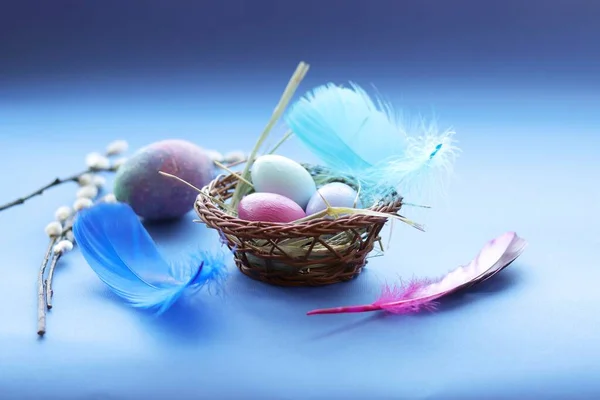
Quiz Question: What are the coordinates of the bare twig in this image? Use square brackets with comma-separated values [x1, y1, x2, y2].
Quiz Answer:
[44, 204, 81, 310]
[0, 170, 90, 213]
[44, 253, 62, 310]
[158, 171, 231, 211]
[212, 161, 254, 187]
[37, 238, 57, 336]
[0, 163, 121, 214]
[45, 219, 74, 310]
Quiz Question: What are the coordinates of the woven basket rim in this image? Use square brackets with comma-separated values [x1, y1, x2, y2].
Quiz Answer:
[195, 172, 403, 233]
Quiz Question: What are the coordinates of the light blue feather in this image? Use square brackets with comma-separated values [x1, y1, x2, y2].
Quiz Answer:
[284, 83, 459, 204]
[72, 202, 227, 314]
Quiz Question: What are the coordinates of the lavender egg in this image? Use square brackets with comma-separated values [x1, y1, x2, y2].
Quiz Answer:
[238, 192, 306, 223]
[113, 139, 214, 221]
[305, 182, 362, 216]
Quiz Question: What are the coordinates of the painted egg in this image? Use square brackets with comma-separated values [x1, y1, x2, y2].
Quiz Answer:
[305, 182, 362, 216]
[113, 139, 214, 221]
[238, 192, 306, 223]
[250, 155, 316, 209]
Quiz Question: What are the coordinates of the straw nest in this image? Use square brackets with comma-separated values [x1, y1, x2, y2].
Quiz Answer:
[194, 165, 403, 287]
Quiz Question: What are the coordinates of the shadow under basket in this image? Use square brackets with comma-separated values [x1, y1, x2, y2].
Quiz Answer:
[194, 166, 403, 287]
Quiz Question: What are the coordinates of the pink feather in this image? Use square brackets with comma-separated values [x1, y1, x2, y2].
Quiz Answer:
[307, 232, 528, 316]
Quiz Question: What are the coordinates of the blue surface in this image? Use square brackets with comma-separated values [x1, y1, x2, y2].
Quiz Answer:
[2, 1, 600, 398]
[1, 85, 599, 399]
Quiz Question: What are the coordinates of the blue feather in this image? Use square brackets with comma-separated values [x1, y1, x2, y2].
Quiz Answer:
[284, 83, 459, 204]
[72, 202, 227, 314]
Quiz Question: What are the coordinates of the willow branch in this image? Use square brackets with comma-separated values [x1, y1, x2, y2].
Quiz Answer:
[44, 253, 63, 310]
[0, 166, 118, 213]
[37, 238, 57, 336]
[45, 218, 75, 310]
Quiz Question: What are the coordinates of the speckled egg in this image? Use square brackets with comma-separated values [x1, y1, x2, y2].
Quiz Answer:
[250, 155, 316, 209]
[113, 139, 214, 221]
[238, 192, 306, 223]
[305, 182, 362, 215]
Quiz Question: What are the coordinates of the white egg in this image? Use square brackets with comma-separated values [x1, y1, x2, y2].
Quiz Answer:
[251, 155, 316, 209]
[305, 182, 362, 215]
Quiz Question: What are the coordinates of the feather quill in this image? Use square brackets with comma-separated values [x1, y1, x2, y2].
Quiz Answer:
[72, 202, 227, 314]
[284, 83, 459, 204]
[307, 232, 527, 315]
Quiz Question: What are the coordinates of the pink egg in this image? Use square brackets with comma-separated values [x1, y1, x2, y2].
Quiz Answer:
[238, 192, 306, 223]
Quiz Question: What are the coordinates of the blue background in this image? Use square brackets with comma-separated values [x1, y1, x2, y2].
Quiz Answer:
[1, 1, 599, 399]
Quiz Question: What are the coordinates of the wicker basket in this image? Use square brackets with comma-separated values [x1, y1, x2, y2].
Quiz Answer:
[194, 165, 403, 287]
